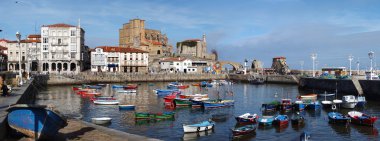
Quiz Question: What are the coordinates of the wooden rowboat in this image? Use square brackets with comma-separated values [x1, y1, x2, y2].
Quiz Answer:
[91, 117, 112, 124]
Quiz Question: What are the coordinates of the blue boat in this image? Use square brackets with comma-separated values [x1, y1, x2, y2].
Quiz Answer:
[155, 89, 179, 96]
[119, 105, 136, 110]
[261, 101, 280, 112]
[328, 112, 350, 124]
[200, 81, 212, 87]
[203, 100, 225, 109]
[7, 104, 67, 140]
[306, 101, 321, 110]
[274, 115, 289, 126]
[258, 116, 274, 126]
[87, 85, 102, 89]
[190, 99, 204, 107]
[356, 96, 366, 107]
[167, 85, 178, 89]
[112, 85, 124, 88]
[293, 101, 306, 111]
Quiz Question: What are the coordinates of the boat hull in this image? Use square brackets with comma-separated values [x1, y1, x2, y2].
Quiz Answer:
[174, 99, 192, 107]
[232, 125, 256, 136]
[91, 118, 112, 124]
[342, 102, 357, 109]
[328, 112, 350, 124]
[7, 106, 67, 140]
[183, 121, 215, 133]
[118, 105, 135, 110]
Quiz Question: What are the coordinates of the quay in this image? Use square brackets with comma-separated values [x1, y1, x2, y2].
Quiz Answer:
[0, 75, 159, 141]
[47, 72, 227, 85]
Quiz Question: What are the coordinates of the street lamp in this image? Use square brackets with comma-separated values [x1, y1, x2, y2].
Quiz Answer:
[16, 32, 23, 86]
[369, 51, 374, 72]
[348, 55, 354, 76]
[356, 58, 360, 75]
[311, 53, 317, 77]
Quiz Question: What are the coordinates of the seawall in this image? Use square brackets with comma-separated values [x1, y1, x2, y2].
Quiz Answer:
[298, 77, 359, 94]
[48, 73, 227, 85]
[229, 74, 299, 84]
[359, 80, 380, 100]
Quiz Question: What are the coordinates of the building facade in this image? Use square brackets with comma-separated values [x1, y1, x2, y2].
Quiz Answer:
[119, 19, 172, 56]
[159, 57, 197, 73]
[91, 46, 148, 73]
[40, 23, 89, 74]
[7, 35, 41, 73]
[176, 34, 215, 60]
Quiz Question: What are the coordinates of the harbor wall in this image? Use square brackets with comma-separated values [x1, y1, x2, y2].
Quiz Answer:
[48, 73, 227, 85]
[229, 74, 298, 84]
[359, 80, 380, 100]
[298, 77, 358, 94]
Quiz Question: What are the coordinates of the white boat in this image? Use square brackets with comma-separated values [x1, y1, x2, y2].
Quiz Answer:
[342, 95, 358, 109]
[356, 96, 366, 107]
[318, 91, 335, 97]
[91, 117, 112, 124]
[117, 90, 137, 93]
[332, 83, 342, 104]
[183, 121, 215, 133]
[321, 91, 332, 108]
[93, 100, 119, 105]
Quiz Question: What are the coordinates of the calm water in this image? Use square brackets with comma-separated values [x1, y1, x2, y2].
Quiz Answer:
[36, 82, 380, 140]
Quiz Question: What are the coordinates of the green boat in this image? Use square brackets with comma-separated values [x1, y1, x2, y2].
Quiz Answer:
[135, 112, 150, 119]
[152, 112, 175, 119]
[174, 99, 192, 107]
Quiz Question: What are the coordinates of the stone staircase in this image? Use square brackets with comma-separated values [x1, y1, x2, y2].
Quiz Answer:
[351, 77, 364, 95]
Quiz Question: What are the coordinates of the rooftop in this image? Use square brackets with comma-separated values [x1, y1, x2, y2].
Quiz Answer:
[42, 23, 76, 28]
[27, 34, 41, 38]
[95, 46, 148, 53]
[160, 57, 189, 62]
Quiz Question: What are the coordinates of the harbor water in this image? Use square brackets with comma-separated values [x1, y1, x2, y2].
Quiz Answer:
[36, 82, 380, 140]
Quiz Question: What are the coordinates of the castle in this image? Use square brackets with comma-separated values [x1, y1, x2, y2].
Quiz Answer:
[176, 34, 215, 60]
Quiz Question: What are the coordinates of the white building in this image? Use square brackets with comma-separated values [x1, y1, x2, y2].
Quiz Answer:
[7, 35, 41, 72]
[40, 23, 89, 74]
[91, 46, 149, 73]
[159, 57, 197, 73]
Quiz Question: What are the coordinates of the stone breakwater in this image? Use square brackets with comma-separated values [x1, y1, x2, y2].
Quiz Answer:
[47, 73, 227, 85]
[229, 74, 299, 84]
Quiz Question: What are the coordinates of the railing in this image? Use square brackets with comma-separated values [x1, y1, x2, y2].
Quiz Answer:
[51, 43, 68, 46]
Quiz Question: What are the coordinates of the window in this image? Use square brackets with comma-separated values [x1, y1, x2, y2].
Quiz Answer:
[52, 54, 55, 59]
[43, 38, 48, 43]
[43, 45, 48, 51]
[71, 30, 76, 36]
[193, 69, 195, 71]
[71, 38, 76, 43]
[44, 53, 47, 59]
[177, 63, 179, 65]
[58, 38, 62, 44]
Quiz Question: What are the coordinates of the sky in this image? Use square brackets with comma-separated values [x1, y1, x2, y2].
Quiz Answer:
[1, 0, 380, 69]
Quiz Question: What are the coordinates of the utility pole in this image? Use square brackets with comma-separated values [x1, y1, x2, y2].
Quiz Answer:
[356, 58, 360, 75]
[311, 53, 317, 77]
[348, 55, 353, 76]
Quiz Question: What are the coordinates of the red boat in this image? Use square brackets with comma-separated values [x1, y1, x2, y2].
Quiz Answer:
[163, 93, 178, 106]
[124, 84, 138, 89]
[348, 111, 378, 126]
[76, 90, 88, 95]
[274, 115, 289, 126]
[177, 85, 189, 89]
[72, 86, 81, 91]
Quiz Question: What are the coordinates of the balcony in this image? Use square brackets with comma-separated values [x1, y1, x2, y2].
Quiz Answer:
[51, 43, 68, 46]
[124, 61, 147, 66]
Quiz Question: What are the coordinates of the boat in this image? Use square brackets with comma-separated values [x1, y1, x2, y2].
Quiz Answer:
[306, 101, 321, 110]
[72, 86, 81, 91]
[274, 115, 289, 126]
[96, 84, 106, 86]
[342, 95, 358, 109]
[124, 84, 138, 89]
[202, 99, 234, 109]
[86, 85, 103, 89]
[231, 124, 256, 136]
[151, 112, 175, 119]
[174, 98, 192, 107]
[318, 91, 335, 97]
[258, 116, 274, 126]
[112, 85, 124, 88]
[93, 100, 119, 105]
[291, 114, 305, 125]
[163, 93, 178, 106]
[221, 100, 235, 106]
[219, 80, 232, 85]
[189, 99, 205, 108]
[177, 85, 190, 89]
[118, 105, 135, 110]
[155, 89, 180, 96]
[117, 89, 137, 93]
[348, 111, 378, 126]
[332, 83, 342, 104]
[299, 94, 318, 101]
[321, 91, 333, 108]
[212, 113, 229, 121]
[293, 101, 306, 111]
[200, 81, 212, 87]
[280, 99, 293, 111]
[7, 104, 68, 140]
[191, 83, 200, 86]
[135, 112, 150, 120]
[328, 112, 350, 124]
[91, 117, 112, 124]
[261, 101, 280, 112]
[83, 92, 101, 96]
[90, 96, 115, 101]
[356, 96, 366, 107]
[248, 78, 265, 85]
[179, 94, 208, 99]
[235, 113, 258, 123]
[183, 120, 215, 133]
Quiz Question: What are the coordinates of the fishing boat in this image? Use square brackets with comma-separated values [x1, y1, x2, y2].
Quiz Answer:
[348, 111, 378, 126]
[274, 115, 289, 126]
[318, 91, 335, 97]
[189, 99, 205, 108]
[203, 99, 233, 109]
[293, 101, 306, 111]
[174, 98, 192, 107]
[154, 89, 180, 96]
[117, 89, 137, 93]
[7, 104, 68, 140]
[90, 96, 115, 101]
[321, 91, 333, 108]
[261, 101, 280, 112]
[91, 117, 112, 124]
[177, 85, 190, 89]
[86, 85, 103, 89]
[342, 95, 358, 109]
[112, 85, 124, 89]
[72, 86, 81, 91]
[179, 94, 208, 99]
[306, 101, 321, 110]
[124, 84, 138, 89]
[135, 112, 150, 120]
[151, 112, 175, 119]
[248, 78, 265, 85]
[200, 81, 212, 87]
[83, 92, 101, 96]
[280, 99, 293, 111]
[332, 83, 343, 105]
[235, 113, 258, 123]
[183, 120, 215, 133]
[299, 94, 318, 101]
[118, 105, 135, 110]
[231, 124, 256, 136]
[328, 112, 350, 124]
[163, 93, 178, 106]
[191, 83, 200, 86]
[212, 113, 229, 121]
[291, 114, 305, 125]
[221, 100, 235, 106]
[258, 116, 274, 126]
[93, 100, 119, 105]
[356, 96, 366, 107]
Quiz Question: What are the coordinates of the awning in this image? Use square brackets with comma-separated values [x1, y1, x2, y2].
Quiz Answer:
[107, 64, 119, 67]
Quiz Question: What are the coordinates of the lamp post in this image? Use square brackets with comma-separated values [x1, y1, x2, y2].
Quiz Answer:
[369, 51, 374, 72]
[16, 32, 23, 86]
[311, 53, 317, 77]
[356, 58, 360, 75]
[348, 55, 353, 76]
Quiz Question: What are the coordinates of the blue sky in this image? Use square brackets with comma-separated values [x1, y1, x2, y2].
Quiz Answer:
[1, 0, 380, 69]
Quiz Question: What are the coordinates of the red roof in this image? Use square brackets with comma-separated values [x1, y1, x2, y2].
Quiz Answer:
[160, 57, 188, 62]
[28, 34, 41, 38]
[42, 23, 76, 28]
[7, 39, 41, 43]
[0, 39, 9, 42]
[95, 46, 148, 53]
